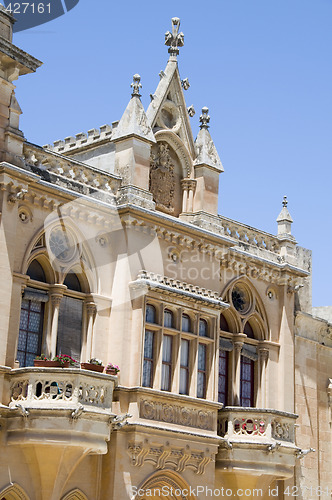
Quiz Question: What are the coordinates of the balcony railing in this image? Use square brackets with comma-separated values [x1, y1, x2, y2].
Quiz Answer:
[218, 407, 297, 445]
[7, 367, 116, 412]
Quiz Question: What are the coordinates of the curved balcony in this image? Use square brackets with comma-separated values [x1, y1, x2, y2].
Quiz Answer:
[0, 366, 118, 500]
[215, 407, 299, 497]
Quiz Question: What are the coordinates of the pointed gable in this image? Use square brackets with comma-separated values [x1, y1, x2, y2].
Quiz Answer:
[113, 74, 155, 144]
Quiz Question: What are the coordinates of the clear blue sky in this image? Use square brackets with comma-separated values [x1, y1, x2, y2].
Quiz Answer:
[9, 0, 332, 307]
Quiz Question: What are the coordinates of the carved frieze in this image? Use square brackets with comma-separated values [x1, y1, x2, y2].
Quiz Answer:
[150, 142, 175, 214]
[139, 398, 214, 431]
[127, 439, 213, 475]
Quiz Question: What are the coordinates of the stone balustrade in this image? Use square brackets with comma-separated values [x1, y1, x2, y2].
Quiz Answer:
[8, 367, 115, 412]
[218, 407, 297, 445]
[219, 216, 281, 254]
[23, 143, 121, 196]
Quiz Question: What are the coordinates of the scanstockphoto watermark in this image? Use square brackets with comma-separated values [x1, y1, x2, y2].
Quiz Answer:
[1, 0, 80, 32]
[131, 485, 265, 498]
[165, 247, 284, 284]
[131, 485, 331, 498]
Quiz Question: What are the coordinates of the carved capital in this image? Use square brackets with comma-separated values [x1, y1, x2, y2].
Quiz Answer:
[85, 301, 97, 317]
[259, 348, 269, 362]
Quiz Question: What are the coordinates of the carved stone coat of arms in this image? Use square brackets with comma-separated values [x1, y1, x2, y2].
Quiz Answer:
[149, 142, 175, 214]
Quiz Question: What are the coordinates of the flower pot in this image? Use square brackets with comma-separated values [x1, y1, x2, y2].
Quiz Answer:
[106, 368, 119, 376]
[34, 360, 70, 368]
[81, 362, 104, 372]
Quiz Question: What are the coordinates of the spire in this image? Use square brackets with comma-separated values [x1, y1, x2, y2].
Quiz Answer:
[113, 74, 155, 143]
[277, 196, 294, 237]
[194, 107, 223, 172]
[165, 17, 184, 59]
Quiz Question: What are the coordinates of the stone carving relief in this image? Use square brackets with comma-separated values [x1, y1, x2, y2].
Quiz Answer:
[127, 439, 213, 475]
[150, 142, 175, 214]
[139, 398, 214, 430]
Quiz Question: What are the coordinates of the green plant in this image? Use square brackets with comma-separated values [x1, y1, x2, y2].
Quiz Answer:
[106, 363, 120, 373]
[53, 354, 77, 365]
[34, 354, 49, 361]
[88, 358, 103, 365]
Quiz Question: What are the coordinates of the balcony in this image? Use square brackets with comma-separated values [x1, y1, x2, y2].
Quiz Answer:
[0, 366, 118, 499]
[215, 407, 299, 495]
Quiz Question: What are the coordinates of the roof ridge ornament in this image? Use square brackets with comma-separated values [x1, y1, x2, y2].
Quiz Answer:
[199, 107, 210, 129]
[165, 17, 184, 59]
[282, 195, 288, 208]
[131, 74, 142, 98]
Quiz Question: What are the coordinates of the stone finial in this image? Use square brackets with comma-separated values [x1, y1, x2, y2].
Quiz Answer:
[277, 195, 294, 237]
[165, 17, 184, 58]
[199, 107, 210, 129]
[181, 78, 190, 90]
[131, 74, 142, 98]
[187, 105, 195, 117]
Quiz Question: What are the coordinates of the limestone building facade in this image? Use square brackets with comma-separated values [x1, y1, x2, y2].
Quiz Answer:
[0, 11, 331, 500]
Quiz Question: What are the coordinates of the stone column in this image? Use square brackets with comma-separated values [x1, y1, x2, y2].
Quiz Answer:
[233, 341, 243, 406]
[84, 300, 97, 361]
[7, 272, 29, 367]
[258, 348, 269, 407]
[48, 285, 66, 358]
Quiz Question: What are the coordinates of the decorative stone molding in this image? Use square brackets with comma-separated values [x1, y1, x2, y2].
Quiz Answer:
[127, 439, 213, 475]
[132, 270, 229, 308]
[328, 379, 332, 425]
[139, 398, 214, 430]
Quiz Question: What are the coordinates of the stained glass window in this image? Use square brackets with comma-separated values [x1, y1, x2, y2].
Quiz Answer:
[17, 298, 43, 367]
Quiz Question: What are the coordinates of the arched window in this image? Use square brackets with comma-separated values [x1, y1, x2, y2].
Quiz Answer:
[17, 260, 47, 367]
[146, 304, 156, 323]
[64, 272, 81, 292]
[181, 313, 191, 332]
[199, 318, 208, 337]
[164, 309, 174, 328]
[244, 320, 255, 339]
[220, 313, 230, 332]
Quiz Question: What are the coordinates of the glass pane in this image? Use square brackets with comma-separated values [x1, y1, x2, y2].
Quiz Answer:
[17, 330, 27, 350]
[197, 371, 205, 398]
[143, 360, 152, 387]
[198, 344, 206, 370]
[19, 309, 28, 329]
[199, 319, 208, 337]
[146, 304, 156, 323]
[161, 364, 171, 391]
[162, 335, 172, 362]
[27, 332, 39, 353]
[57, 296, 82, 361]
[218, 350, 228, 405]
[25, 353, 36, 367]
[28, 312, 41, 332]
[240, 356, 254, 407]
[30, 301, 42, 312]
[164, 309, 173, 328]
[144, 331, 154, 359]
[16, 351, 25, 367]
[179, 367, 188, 395]
[180, 339, 189, 367]
[182, 314, 190, 332]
